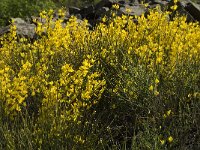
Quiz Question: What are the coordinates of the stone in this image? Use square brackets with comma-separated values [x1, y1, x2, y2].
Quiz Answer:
[53, 10, 70, 19]
[95, 7, 110, 18]
[79, 5, 95, 19]
[15, 23, 36, 38]
[151, 0, 169, 7]
[0, 26, 10, 36]
[11, 18, 27, 24]
[95, 0, 117, 9]
[1, 0, 200, 40]
[119, 4, 147, 16]
[176, 1, 195, 22]
[118, 0, 126, 4]
[31, 16, 47, 24]
[68, 6, 81, 15]
[0, 19, 36, 39]
[185, 1, 200, 21]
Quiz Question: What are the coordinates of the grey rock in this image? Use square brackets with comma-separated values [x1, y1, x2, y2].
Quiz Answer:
[129, 0, 140, 4]
[119, 4, 147, 16]
[151, 0, 169, 7]
[0, 20, 36, 39]
[11, 18, 27, 24]
[95, 7, 110, 17]
[31, 16, 47, 24]
[118, 0, 126, 4]
[185, 1, 200, 21]
[176, 1, 195, 22]
[79, 5, 95, 19]
[15, 23, 36, 38]
[53, 10, 70, 20]
[167, 0, 200, 22]
[0, 26, 10, 36]
[95, 0, 117, 9]
[68, 6, 81, 14]
[75, 14, 83, 19]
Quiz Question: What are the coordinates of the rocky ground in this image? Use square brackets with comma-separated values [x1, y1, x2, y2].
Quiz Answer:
[0, 0, 200, 39]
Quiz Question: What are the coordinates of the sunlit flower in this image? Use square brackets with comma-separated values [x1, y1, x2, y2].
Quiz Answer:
[155, 78, 159, 84]
[168, 136, 173, 143]
[166, 110, 171, 116]
[149, 85, 154, 91]
[112, 4, 119, 10]
[160, 139, 165, 145]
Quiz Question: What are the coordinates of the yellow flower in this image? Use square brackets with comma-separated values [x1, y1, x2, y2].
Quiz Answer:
[171, 5, 178, 10]
[168, 136, 173, 143]
[144, 3, 149, 7]
[112, 4, 119, 10]
[166, 110, 171, 116]
[154, 91, 159, 96]
[102, 17, 107, 23]
[149, 85, 154, 91]
[160, 139, 165, 145]
[163, 114, 167, 119]
[125, 8, 131, 13]
[174, 0, 179, 3]
[112, 104, 116, 109]
[155, 78, 159, 84]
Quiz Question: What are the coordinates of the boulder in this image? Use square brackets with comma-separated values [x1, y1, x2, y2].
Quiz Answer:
[184, 1, 200, 21]
[119, 4, 147, 16]
[11, 18, 27, 24]
[0, 26, 10, 36]
[151, 0, 169, 7]
[0, 18, 36, 39]
[95, 7, 110, 17]
[95, 0, 118, 9]
[176, 1, 195, 22]
[68, 6, 81, 15]
[14, 23, 36, 39]
[79, 5, 96, 19]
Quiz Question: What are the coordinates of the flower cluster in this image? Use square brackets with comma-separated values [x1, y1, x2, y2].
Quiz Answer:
[0, 5, 199, 147]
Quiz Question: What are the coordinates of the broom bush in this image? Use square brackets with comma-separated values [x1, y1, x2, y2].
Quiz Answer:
[0, 2, 199, 149]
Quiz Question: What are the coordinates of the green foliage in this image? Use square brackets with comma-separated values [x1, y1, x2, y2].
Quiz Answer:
[0, 0, 56, 26]
[0, 3, 200, 150]
[0, 0, 101, 26]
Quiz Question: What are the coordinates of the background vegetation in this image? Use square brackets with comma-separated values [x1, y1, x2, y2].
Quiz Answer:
[0, 0, 100, 26]
[1, 0, 200, 26]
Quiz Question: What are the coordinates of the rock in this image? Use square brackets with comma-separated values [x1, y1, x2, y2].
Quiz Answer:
[11, 18, 27, 24]
[0, 26, 10, 36]
[95, 7, 110, 17]
[167, 0, 200, 22]
[31, 16, 47, 24]
[15, 23, 36, 39]
[184, 1, 200, 21]
[68, 6, 81, 14]
[118, 0, 126, 4]
[75, 14, 83, 19]
[151, 0, 169, 7]
[119, 4, 147, 16]
[129, 0, 140, 4]
[95, 0, 117, 9]
[0, 19, 36, 39]
[176, 1, 195, 22]
[79, 5, 95, 19]
[53, 10, 70, 19]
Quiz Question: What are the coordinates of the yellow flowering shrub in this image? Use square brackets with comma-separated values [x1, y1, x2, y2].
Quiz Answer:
[0, 10, 106, 120]
[0, 5, 199, 148]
